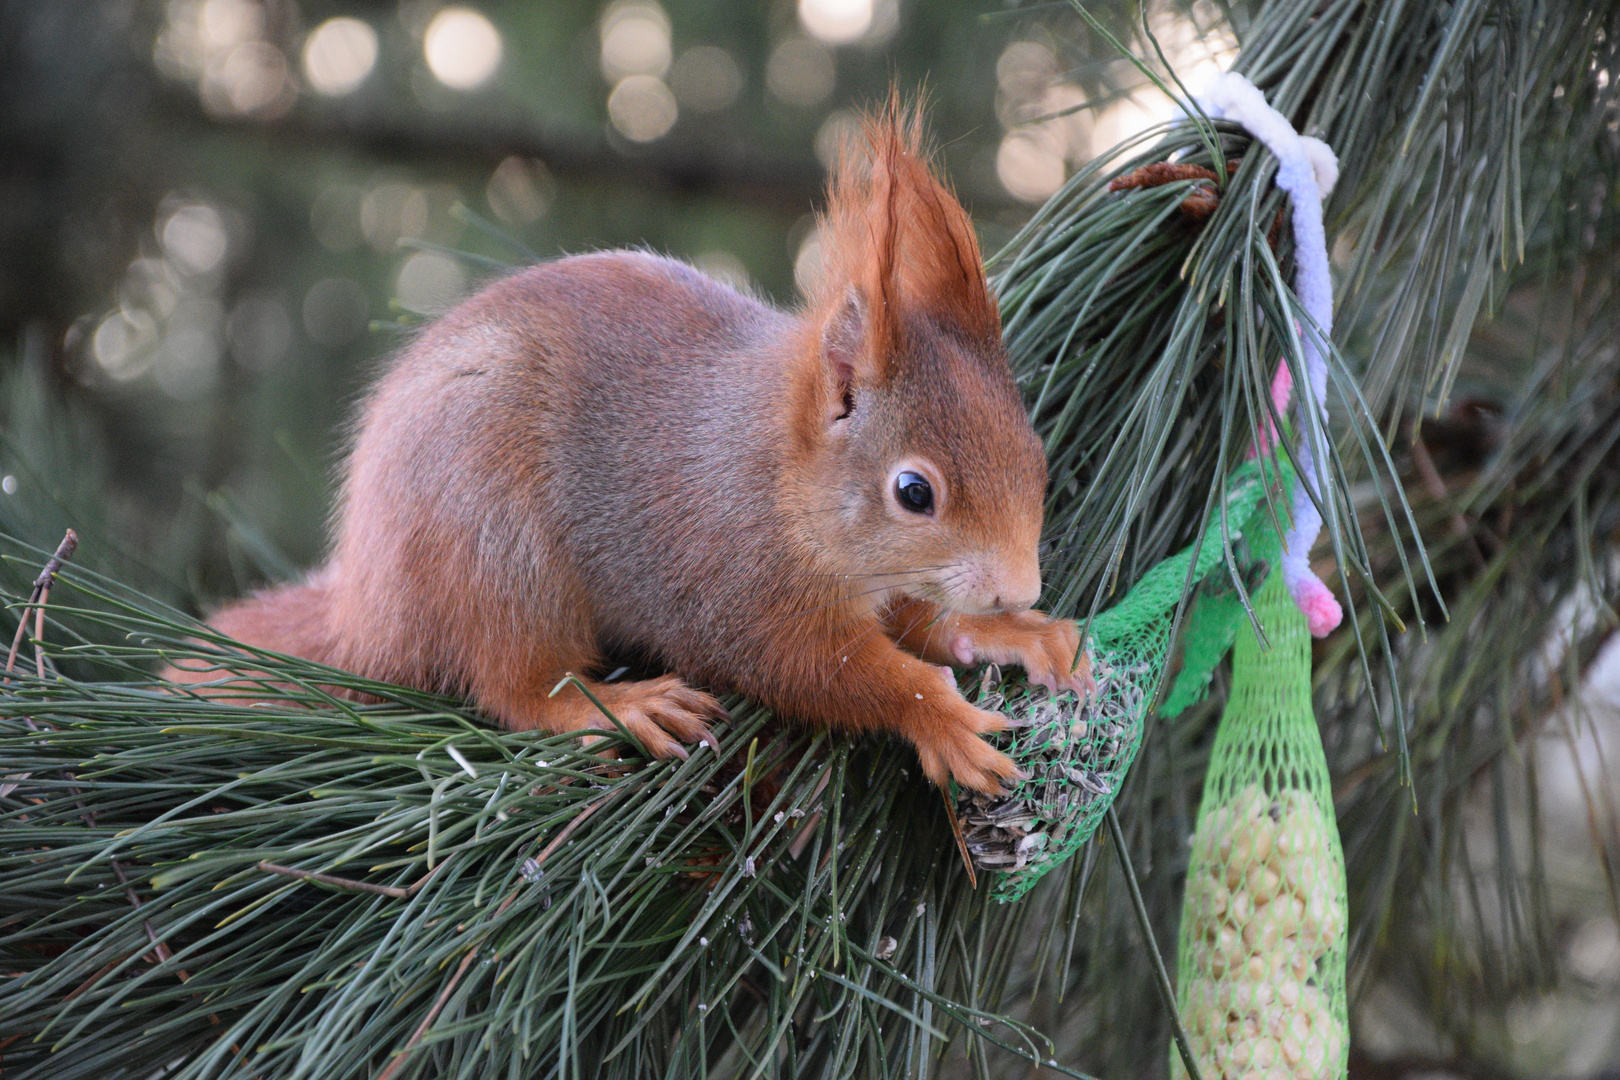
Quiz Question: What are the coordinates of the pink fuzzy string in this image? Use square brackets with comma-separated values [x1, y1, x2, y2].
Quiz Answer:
[1246, 359, 1342, 636]
[1248, 363, 1294, 460]
[1203, 73, 1343, 638]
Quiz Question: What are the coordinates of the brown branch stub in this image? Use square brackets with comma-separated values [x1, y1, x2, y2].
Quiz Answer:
[1108, 162, 1225, 191]
[1109, 160, 1246, 223]
[31, 528, 77, 592]
[6, 529, 77, 679]
[527, 790, 611, 872]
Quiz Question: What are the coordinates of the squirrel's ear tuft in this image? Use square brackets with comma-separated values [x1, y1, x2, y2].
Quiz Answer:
[810, 88, 1001, 363]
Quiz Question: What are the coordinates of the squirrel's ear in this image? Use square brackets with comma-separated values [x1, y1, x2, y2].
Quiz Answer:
[815, 93, 1001, 352]
[821, 286, 864, 421]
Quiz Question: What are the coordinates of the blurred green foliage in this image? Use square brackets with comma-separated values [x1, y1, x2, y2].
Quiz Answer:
[5, 0, 1167, 606]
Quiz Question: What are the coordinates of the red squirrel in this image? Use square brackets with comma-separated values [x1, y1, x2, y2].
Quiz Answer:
[167, 102, 1092, 793]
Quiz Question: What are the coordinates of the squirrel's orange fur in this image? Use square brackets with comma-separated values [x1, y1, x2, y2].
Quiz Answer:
[166, 100, 1092, 793]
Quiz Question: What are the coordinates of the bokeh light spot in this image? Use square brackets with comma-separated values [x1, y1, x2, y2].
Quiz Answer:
[792, 225, 826, 298]
[995, 41, 1059, 123]
[156, 0, 295, 117]
[201, 0, 262, 49]
[418, 183, 468, 245]
[599, 1, 671, 82]
[798, 0, 872, 45]
[360, 181, 430, 254]
[692, 250, 751, 291]
[486, 157, 555, 226]
[608, 75, 678, 142]
[996, 130, 1068, 203]
[813, 109, 861, 169]
[310, 182, 364, 253]
[227, 296, 294, 371]
[120, 257, 183, 320]
[161, 204, 230, 276]
[93, 309, 160, 381]
[153, 296, 225, 401]
[395, 251, 468, 315]
[423, 7, 502, 90]
[210, 40, 295, 116]
[766, 37, 835, 108]
[992, 41, 1094, 202]
[302, 17, 378, 97]
[669, 46, 743, 113]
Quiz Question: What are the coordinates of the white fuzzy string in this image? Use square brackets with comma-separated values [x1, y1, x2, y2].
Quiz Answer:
[1197, 73, 1343, 637]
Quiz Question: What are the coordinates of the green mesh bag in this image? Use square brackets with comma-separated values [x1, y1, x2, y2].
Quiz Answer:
[959, 458, 1291, 902]
[1172, 558, 1349, 1080]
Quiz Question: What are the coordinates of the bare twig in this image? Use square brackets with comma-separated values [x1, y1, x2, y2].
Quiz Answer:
[104, 837, 174, 966]
[60, 960, 120, 1004]
[257, 859, 445, 899]
[940, 787, 978, 888]
[3, 531, 174, 965]
[376, 789, 616, 1080]
[375, 948, 482, 1080]
[526, 789, 612, 873]
[4, 529, 75, 680]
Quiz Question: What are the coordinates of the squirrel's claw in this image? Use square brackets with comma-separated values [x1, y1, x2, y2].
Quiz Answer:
[908, 698, 1022, 796]
[951, 611, 1093, 702]
[583, 675, 726, 760]
[1061, 651, 1098, 703]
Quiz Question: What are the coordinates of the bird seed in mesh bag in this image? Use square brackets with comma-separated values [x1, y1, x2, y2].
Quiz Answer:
[955, 656, 1145, 882]
[1174, 784, 1347, 1080]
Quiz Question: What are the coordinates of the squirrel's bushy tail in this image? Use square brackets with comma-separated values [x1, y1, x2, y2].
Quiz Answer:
[163, 567, 342, 686]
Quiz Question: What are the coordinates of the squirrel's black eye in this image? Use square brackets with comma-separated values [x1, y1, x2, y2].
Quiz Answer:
[894, 471, 933, 514]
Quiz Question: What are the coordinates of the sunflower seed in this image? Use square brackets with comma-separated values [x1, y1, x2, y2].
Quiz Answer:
[955, 651, 1142, 880]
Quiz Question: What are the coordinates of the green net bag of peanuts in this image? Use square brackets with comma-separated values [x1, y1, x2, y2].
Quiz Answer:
[1171, 537, 1349, 1080]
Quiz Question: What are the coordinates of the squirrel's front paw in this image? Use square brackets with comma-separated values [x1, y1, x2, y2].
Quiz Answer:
[906, 696, 1023, 795]
[950, 610, 1095, 699]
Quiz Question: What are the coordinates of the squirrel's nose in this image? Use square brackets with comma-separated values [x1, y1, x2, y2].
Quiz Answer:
[995, 568, 1041, 612]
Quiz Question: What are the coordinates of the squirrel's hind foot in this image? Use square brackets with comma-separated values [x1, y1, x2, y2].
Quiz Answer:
[529, 674, 726, 760]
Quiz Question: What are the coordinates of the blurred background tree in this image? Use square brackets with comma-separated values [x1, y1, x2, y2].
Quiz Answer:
[2, 0, 1223, 603]
[1, 1, 1618, 1078]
